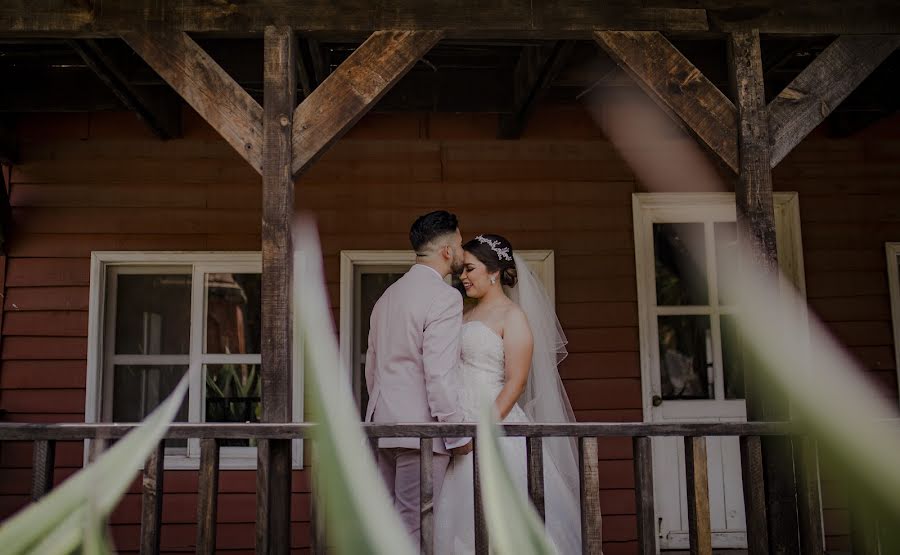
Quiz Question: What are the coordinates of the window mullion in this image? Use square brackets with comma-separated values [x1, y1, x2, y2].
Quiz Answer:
[187, 264, 205, 459]
[706, 221, 726, 402]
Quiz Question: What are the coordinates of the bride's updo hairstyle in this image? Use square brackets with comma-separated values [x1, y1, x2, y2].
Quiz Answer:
[463, 234, 518, 288]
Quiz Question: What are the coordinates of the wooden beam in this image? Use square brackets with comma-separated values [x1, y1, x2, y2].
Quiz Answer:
[594, 31, 739, 173]
[579, 437, 603, 555]
[139, 442, 165, 555]
[684, 437, 712, 555]
[3, 1, 900, 37]
[632, 436, 657, 555]
[729, 28, 801, 555]
[68, 39, 181, 140]
[499, 41, 575, 139]
[291, 30, 442, 177]
[256, 25, 296, 555]
[30, 439, 55, 501]
[739, 435, 769, 555]
[768, 35, 900, 166]
[122, 30, 263, 172]
[196, 438, 220, 555]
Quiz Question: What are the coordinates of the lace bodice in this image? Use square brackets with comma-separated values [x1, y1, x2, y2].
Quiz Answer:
[458, 321, 528, 423]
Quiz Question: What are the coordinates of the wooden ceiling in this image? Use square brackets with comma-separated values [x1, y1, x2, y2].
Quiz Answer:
[0, 36, 897, 139]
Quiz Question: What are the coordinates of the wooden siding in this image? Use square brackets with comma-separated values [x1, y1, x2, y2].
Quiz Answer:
[0, 104, 897, 554]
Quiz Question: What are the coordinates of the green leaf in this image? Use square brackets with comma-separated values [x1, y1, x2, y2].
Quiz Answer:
[0, 375, 188, 554]
[476, 401, 557, 555]
[293, 217, 416, 555]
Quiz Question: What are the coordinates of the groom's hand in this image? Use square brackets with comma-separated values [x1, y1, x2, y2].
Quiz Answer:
[450, 441, 473, 456]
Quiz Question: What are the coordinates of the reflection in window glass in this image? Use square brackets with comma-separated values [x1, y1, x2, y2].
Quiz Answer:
[113, 365, 189, 447]
[205, 273, 261, 354]
[715, 222, 738, 306]
[205, 364, 261, 447]
[115, 274, 191, 355]
[654, 223, 708, 306]
[358, 272, 405, 417]
[721, 315, 746, 399]
[658, 315, 713, 400]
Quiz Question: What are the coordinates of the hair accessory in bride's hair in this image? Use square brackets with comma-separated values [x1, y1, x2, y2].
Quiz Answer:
[475, 235, 512, 262]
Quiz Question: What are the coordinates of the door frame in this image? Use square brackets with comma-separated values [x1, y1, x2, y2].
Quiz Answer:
[631, 192, 807, 549]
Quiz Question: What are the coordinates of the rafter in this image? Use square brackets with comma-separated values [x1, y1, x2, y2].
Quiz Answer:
[291, 30, 443, 177]
[69, 39, 181, 140]
[767, 35, 900, 166]
[122, 30, 264, 172]
[499, 41, 576, 139]
[594, 30, 739, 173]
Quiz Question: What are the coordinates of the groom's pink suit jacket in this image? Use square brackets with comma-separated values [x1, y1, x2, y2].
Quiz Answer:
[365, 264, 468, 454]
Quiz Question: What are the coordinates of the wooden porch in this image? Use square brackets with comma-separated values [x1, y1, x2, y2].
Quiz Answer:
[0, 420, 814, 555]
[1, 2, 899, 555]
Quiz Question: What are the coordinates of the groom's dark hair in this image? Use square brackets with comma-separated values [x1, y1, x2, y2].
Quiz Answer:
[410, 210, 459, 253]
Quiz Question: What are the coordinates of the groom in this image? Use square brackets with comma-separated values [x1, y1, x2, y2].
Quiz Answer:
[365, 210, 473, 546]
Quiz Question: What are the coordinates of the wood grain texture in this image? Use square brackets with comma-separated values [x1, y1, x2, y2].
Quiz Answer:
[5, 1, 900, 36]
[632, 436, 657, 555]
[196, 438, 220, 555]
[769, 35, 900, 167]
[740, 435, 769, 555]
[684, 436, 712, 555]
[139, 442, 165, 555]
[0, 421, 801, 441]
[29, 439, 55, 500]
[292, 30, 443, 176]
[526, 436, 546, 521]
[122, 30, 263, 172]
[731, 29, 802, 555]
[594, 30, 738, 173]
[579, 437, 603, 555]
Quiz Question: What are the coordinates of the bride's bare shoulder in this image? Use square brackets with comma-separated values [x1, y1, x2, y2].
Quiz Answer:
[501, 302, 531, 336]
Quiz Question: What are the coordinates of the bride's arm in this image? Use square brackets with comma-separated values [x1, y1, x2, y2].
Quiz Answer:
[496, 310, 534, 419]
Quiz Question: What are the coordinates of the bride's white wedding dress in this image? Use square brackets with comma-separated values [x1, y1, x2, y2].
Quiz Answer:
[434, 320, 582, 554]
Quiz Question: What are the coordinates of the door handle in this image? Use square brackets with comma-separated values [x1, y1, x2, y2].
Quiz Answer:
[651, 395, 663, 407]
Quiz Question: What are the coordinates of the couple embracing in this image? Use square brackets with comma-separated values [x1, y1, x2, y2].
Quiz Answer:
[365, 210, 587, 554]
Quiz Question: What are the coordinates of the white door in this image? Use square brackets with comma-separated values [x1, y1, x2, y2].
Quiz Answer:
[632, 193, 806, 550]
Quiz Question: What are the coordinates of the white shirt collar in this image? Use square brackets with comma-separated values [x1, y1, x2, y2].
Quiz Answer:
[414, 263, 445, 281]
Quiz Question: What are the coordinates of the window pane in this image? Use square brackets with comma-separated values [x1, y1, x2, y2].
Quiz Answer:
[721, 315, 746, 400]
[205, 364, 260, 447]
[358, 272, 405, 417]
[715, 222, 738, 306]
[115, 274, 191, 355]
[113, 365, 188, 448]
[658, 315, 713, 400]
[206, 273, 261, 354]
[654, 223, 708, 306]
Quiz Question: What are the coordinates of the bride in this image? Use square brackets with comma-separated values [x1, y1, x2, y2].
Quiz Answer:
[434, 234, 589, 554]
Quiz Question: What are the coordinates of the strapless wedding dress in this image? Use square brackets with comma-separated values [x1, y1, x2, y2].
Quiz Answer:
[434, 321, 582, 554]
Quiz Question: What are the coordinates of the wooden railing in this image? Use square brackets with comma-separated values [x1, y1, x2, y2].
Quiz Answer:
[0, 421, 815, 555]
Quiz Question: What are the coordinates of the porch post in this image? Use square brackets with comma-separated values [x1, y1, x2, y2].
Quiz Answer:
[257, 25, 296, 555]
[729, 29, 800, 555]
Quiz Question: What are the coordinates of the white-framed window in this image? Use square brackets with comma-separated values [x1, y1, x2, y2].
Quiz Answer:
[85, 252, 304, 469]
[338, 250, 555, 417]
[887, 243, 900, 403]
